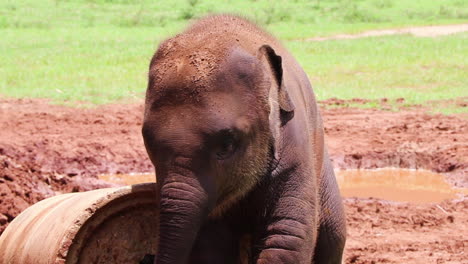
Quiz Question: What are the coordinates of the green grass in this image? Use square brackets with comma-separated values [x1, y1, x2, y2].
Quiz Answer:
[0, 27, 159, 104]
[290, 33, 468, 104]
[0, 0, 467, 109]
[2, 0, 467, 36]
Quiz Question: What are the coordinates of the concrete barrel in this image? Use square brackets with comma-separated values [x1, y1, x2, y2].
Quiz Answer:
[0, 183, 158, 264]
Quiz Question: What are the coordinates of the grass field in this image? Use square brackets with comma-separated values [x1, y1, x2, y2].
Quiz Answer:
[0, 0, 467, 111]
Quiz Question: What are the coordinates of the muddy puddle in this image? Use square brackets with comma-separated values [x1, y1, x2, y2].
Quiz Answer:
[335, 168, 467, 203]
[99, 168, 467, 203]
[99, 173, 155, 186]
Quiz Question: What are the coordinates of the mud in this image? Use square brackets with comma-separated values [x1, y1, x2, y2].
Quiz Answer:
[100, 169, 467, 204]
[336, 168, 467, 203]
[0, 98, 467, 263]
[99, 173, 155, 186]
[343, 198, 467, 264]
[321, 99, 468, 188]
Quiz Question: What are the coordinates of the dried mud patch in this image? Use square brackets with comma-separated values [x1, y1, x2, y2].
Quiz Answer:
[322, 105, 467, 187]
[0, 98, 467, 262]
[344, 198, 467, 264]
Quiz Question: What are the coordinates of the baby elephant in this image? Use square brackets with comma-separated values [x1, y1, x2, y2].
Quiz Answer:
[142, 15, 346, 264]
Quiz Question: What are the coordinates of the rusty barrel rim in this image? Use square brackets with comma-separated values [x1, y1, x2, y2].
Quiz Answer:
[0, 183, 157, 264]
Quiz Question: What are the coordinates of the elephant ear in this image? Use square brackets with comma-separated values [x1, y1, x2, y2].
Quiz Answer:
[258, 45, 295, 160]
[258, 45, 295, 126]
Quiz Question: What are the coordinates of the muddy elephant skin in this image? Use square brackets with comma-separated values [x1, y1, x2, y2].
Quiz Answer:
[142, 15, 346, 264]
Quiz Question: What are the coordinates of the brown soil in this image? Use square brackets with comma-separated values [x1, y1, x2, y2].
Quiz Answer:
[1, 98, 467, 263]
[344, 198, 467, 264]
[321, 98, 468, 188]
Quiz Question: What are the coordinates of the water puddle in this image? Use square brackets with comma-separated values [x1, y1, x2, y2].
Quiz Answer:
[99, 173, 155, 186]
[99, 168, 467, 203]
[335, 168, 467, 203]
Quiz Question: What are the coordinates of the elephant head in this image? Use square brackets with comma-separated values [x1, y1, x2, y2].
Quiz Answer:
[142, 40, 294, 263]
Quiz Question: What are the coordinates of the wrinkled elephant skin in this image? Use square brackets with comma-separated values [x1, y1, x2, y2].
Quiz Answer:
[142, 15, 346, 264]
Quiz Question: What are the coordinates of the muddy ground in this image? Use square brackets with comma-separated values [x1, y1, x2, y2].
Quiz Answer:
[0, 98, 466, 263]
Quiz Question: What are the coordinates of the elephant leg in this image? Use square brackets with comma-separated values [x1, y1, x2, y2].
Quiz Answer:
[313, 219, 346, 264]
[313, 159, 346, 264]
[250, 172, 319, 264]
[188, 219, 239, 264]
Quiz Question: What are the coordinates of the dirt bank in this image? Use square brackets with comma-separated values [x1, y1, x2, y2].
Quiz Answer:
[321, 99, 467, 188]
[344, 198, 467, 264]
[0, 98, 466, 263]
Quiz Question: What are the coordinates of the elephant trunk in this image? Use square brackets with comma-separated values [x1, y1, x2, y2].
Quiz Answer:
[155, 168, 213, 264]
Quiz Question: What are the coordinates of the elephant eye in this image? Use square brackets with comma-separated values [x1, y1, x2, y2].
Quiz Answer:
[215, 130, 238, 160]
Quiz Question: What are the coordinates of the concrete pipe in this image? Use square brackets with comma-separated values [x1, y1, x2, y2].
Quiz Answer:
[0, 183, 158, 264]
